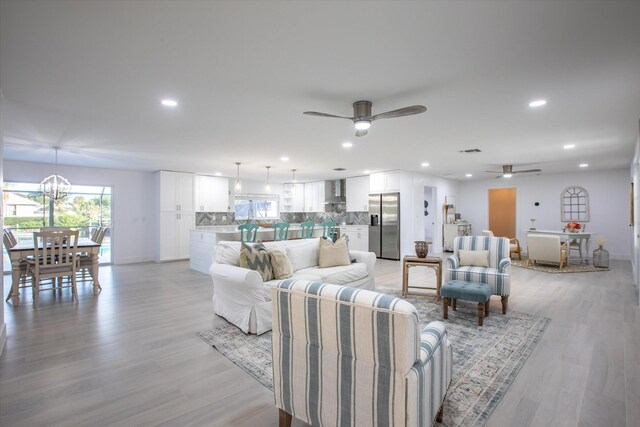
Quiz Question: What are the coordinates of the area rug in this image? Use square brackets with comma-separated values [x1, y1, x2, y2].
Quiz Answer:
[197, 294, 550, 427]
[511, 257, 608, 273]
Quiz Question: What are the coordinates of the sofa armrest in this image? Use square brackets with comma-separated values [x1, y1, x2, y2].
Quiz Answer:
[349, 250, 376, 278]
[445, 255, 459, 270]
[416, 321, 448, 366]
[498, 258, 511, 274]
[209, 263, 268, 303]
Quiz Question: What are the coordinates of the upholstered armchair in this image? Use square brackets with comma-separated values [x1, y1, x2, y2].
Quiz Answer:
[445, 235, 511, 313]
[527, 235, 569, 269]
[481, 230, 522, 260]
[272, 279, 453, 427]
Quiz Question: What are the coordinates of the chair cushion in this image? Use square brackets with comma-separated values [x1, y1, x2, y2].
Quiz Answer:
[318, 236, 350, 268]
[296, 263, 368, 285]
[458, 250, 489, 267]
[239, 242, 274, 282]
[441, 280, 491, 303]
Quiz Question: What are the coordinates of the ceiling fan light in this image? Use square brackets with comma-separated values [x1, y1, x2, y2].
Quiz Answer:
[354, 120, 371, 130]
[503, 173, 513, 178]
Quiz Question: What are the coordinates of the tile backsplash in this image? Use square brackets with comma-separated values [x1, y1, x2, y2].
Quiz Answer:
[196, 210, 369, 226]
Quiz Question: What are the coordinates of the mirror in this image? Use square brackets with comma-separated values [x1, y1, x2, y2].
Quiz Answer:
[561, 186, 589, 222]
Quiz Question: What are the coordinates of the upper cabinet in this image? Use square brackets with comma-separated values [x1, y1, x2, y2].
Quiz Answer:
[282, 183, 305, 212]
[346, 176, 370, 212]
[195, 175, 229, 212]
[304, 181, 325, 212]
[369, 171, 401, 193]
[158, 171, 195, 212]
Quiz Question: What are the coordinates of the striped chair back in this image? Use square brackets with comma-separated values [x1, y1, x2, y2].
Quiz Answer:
[453, 235, 510, 268]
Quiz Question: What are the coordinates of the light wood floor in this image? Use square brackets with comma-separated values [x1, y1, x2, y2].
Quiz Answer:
[1, 258, 639, 427]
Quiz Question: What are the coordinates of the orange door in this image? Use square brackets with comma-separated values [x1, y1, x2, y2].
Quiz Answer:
[488, 188, 516, 238]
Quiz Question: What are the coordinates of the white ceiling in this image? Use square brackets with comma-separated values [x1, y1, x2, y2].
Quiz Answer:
[1, 0, 639, 183]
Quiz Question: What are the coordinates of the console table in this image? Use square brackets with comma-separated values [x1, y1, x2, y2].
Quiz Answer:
[402, 256, 443, 299]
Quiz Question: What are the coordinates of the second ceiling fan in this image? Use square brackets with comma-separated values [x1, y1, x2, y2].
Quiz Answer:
[303, 100, 427, 137]
[485, 164, 542, 178]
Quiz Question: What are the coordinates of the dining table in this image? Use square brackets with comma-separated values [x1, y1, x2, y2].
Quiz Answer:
[7, 237, 102, 306]
[526, 229, 593, 263]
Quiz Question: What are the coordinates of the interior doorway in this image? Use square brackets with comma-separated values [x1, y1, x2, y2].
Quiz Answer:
[488, 188, 516, 238]
[424, 186, 436, 243]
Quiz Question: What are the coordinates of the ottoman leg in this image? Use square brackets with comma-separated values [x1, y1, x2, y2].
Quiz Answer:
[485, 299, 490, 317]
[477, 303, 485, 326]
[443, 298, 449, 319]
[452, 299, 457, 311]
[501, 296, 508, 314]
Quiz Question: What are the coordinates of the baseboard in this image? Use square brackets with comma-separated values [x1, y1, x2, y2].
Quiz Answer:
[113, 256, 154, 265]
[0, 322, 6, 357]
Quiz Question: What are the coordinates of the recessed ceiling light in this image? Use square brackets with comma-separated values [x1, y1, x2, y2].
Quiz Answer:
[161, 99, 178, 107]
[579, 163, 589, 168]
[528, 99, 547, 108]
[421, 162, 429, 167]
[363, 170, 370, 174]
[466, 173, 473, 177]
[280, 156, 289, 162]
[342, 142, 353, 148]
[214, 172, 222, 176]
[564, 144, 576, 150]
[503, 173, 513, 178]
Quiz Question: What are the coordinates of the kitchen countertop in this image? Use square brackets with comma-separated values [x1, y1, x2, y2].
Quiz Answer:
[193, 223, 368, 233]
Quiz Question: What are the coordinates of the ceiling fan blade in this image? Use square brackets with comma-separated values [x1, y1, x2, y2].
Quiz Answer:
[484, 170, 503, 173]
[371, 105, 427, 120]
[303, 111, 353, 119]
[355, 128, 368, 137]
[512, 169, 542, 174]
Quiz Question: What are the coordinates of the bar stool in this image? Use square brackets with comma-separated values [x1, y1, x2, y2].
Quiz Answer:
[300, 221, 315, 239]
[238, 223, 259, 243]
[272, 222, 290, 241]
[321, 221, 336, 241]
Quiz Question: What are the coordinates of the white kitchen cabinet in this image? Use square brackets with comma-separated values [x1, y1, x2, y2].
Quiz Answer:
[195, 175, 229, 212]
[304, 181, 325, 212]
[282, 183, 305, 212]
[339, 225, 369, 252]
[158, 212, 195, 261]
[346, 176, 370, 212]
[158, 170, 195, 212]
[369, 171, 401, 193]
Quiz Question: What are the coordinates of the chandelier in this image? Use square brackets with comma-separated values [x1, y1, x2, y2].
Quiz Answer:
[41, 146, 71, 200]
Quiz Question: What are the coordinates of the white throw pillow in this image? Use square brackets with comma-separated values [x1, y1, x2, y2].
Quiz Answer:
[215, 241, 241, 266]
[458, 249, 490, 267]
[318, 236, 351, 268]
[286, 239, 320, 271]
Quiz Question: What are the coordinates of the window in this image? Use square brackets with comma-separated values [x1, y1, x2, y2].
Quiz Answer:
[561, 186, 589, 221]
[234, 194, 279, 220]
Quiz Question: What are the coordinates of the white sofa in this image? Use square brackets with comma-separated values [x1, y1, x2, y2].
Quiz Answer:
[209, 237, 376, 334]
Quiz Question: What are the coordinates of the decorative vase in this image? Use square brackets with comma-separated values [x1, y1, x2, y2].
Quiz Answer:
[592, 245, 609, 268]
[414, 241, 428, 258]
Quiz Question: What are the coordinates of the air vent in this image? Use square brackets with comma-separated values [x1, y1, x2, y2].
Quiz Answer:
[458, 149, 482, 153]
[333, 168, 346, 171]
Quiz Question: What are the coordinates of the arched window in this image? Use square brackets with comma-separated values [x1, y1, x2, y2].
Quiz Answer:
[561, 186, 589, 222]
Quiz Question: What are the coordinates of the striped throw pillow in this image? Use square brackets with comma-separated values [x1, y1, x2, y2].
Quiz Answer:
[239, 242, 274, 281]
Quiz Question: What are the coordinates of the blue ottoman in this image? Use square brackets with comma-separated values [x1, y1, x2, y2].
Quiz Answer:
[441, 280, 492, 326]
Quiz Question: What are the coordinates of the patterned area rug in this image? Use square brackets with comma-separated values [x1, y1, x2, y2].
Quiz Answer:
[512, 257, 608, 273]
[197, 294, 549, 427]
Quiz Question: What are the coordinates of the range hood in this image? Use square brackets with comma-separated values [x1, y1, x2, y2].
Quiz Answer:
[324, 179, 346, 203]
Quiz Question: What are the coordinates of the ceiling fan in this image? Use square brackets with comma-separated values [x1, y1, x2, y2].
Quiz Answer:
[303, 100, 427, 137]
[485, 164, 542, 178]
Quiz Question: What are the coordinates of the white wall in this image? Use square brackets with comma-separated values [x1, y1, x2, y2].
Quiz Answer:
[0, 91, 5, 356]
[458, 168, 632, 260]
[632, 135, 640, 304]
[4, 160, 155, 264]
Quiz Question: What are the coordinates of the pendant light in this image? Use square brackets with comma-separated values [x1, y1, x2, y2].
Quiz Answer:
[234, 162, 242, 192]
[291, 169, 297, 192]
[265, 166, 271, 192]
[41, 146, 71, 200]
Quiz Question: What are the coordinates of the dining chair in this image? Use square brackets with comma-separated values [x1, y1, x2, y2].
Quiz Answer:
[272, 222, 289, 241]
[78, 226, 107, 282]
[568, 224, 586, 262]
[238, 223, 259, 243]
[481, 230, 522, 260]
[3, 229, 30, 302]
[28, 229, 80, 307]
[321, 221, 336, 241]
[300, 221, 315, 239]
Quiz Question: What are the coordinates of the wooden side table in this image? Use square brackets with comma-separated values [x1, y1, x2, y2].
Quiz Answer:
[402, 256, 443, 299]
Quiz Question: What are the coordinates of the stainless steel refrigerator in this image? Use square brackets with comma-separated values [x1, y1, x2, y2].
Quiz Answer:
[369, 192, 400, 260]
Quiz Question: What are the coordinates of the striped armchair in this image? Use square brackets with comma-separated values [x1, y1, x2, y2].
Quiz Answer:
[272, 279, 453, 427]
[445, 236, 511, 313]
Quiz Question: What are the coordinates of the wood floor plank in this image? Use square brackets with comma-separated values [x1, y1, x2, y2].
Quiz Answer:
[1, 257, 639, 426]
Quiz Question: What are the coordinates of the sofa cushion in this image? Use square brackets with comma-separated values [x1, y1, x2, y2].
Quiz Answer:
[286, 239, 319, 271]
[459, 249, 490, 267]
[318, 236, 350, 268]
[215, 241, 241, 266]
[239, 242, 274, 282]
[269, 249, 293, 279]
[296, 263, 368, 285]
